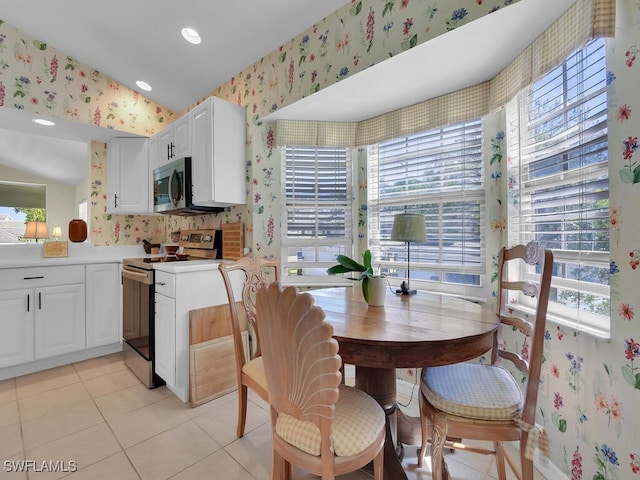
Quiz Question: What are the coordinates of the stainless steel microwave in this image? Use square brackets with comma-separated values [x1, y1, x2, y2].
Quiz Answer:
[152, 157, 222, 215]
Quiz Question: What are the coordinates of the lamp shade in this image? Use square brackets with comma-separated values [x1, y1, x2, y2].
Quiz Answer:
[23, 221, 49, 241]
[51, 226, 63, 239]
[391, 213, 426, 243]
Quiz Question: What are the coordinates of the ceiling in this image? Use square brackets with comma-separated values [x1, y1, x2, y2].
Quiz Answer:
[0, 0, 575, 186]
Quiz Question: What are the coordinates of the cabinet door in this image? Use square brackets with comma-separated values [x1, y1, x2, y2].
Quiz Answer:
[211, 98, 247, 205]
[148, 133, 160, 174]
[86, 264, 121, 349]
[190, 100, 213, 205]
[35, 284, 86, 359]
[157, 127, 174, 166]
[0, 289, 34, 368]
[190, 97, 246, 207]
[106, 137, 151, 214]
[154, 293, 176, 388]
[172, 115, 191, 159]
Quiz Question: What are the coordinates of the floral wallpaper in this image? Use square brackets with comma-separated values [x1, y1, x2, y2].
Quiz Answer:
[3, 0, 640, 478]
[0, 21, 173, 135]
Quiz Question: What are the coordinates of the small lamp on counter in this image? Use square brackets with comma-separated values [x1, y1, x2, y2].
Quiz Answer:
[23, 221, 49, 243]
[51, 226, 63, 241]
[391, 212, 426, 295]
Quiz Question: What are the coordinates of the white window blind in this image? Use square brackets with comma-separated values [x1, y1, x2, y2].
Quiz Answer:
[507, 38, 609, 337]
[368, 119, 485, 298]
[281, 146, 353, 282]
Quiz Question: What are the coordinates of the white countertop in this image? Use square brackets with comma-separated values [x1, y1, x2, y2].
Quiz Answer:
[152, 259, 226, 273]
[0, 243, 146, 269]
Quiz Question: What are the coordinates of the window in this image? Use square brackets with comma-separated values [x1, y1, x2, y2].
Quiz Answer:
[506, 38, 609, 336]
[0, 181, 47, 243]
[368, 119, 485, 298]
[281, 146, 353, 283]
[78, 199, 88, 223]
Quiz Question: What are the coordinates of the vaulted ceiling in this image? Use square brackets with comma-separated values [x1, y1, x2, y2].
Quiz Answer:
[0, 0, 575, 185]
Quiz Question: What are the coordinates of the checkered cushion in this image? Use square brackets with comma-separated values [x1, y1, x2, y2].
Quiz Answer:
[275, 384, 385, 457]
[242, 356, 267, 391]
[422, 363, 523, 421]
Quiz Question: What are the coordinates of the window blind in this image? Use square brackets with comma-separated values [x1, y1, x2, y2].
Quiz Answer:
[368, 119, 485, 297]
[281, 146, 353, 280]
[507, 38, 609, 336]
[0, 182, 46, 209]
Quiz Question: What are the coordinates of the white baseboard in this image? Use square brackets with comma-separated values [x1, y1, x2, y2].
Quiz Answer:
[0, 343, 122, 381]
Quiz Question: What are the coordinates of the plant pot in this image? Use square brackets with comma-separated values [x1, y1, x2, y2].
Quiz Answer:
[363, 277, 387, 306]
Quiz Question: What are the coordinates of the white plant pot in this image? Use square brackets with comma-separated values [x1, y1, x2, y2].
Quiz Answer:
[365, 277, 387, 307]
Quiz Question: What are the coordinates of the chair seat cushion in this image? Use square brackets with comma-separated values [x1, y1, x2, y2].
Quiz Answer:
[275, 384, 385, 457]
[242, 356, 268, 391]
[422, 363, 523, 421]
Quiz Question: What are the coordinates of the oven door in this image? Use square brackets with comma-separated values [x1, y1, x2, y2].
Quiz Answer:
[153, 159, 187, 213]
[122, 264, 164, 388]
[122, 266, 154, 358]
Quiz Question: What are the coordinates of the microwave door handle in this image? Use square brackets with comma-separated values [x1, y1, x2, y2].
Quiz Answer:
[168, 169, 178, 206]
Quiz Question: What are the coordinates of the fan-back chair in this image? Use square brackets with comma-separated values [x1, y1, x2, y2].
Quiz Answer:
[218, 253, 279, 438]
[256, 282, 386, 480]
[418, 241, 553, 480]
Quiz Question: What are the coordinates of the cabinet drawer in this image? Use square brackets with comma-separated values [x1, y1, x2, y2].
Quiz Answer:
[0, 265, 85, 291]
[155, 271, 175, 298]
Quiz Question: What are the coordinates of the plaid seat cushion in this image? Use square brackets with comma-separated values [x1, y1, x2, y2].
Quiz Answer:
[422, 363, 523, 421]
[242, 356, 267, 391]
[275, 384, 385, 457]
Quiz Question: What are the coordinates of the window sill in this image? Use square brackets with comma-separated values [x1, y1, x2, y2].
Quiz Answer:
[508, 304, 611, 341]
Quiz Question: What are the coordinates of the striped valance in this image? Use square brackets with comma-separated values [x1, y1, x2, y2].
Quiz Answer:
[274, 0, 615, 148]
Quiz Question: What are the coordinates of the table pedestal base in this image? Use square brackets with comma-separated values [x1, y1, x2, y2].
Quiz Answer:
[355, 366, 409, 480]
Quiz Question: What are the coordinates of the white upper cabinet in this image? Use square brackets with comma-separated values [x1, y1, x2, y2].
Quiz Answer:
[106, 137, 153, 214]
[189, 97, 247, 207]
[153, 115, 192, 168]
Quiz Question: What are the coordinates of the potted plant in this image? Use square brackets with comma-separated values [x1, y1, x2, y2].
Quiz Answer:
[327, 249, 387, 306]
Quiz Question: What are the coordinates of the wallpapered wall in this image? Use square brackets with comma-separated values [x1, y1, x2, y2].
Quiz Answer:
[2, 0, 640, 478]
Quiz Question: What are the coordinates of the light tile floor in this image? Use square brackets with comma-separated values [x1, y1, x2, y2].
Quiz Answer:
[0, 353, 546, 479]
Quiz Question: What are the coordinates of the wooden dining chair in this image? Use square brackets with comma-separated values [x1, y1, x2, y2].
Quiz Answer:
[218, 253, 279, 438]
[418, 241, 553, 480]
[256, 282, 386, 480]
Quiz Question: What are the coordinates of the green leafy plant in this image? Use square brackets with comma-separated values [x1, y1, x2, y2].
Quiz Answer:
[327, 249, 383, 303]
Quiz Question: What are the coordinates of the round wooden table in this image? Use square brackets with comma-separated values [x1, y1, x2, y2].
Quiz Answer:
[310, 286, 498, 480]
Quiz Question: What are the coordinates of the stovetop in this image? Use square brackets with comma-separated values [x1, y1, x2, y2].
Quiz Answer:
[123, 255, 211, 270]
[123, 229, 222, 271]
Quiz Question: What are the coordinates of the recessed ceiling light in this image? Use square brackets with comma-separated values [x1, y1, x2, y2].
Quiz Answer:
[136, 80, 152, 92]
[32, 118, 56, 126]
[181, 27, 201, 45]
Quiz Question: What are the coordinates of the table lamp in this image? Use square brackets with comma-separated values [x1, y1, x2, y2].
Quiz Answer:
[391, 213, 426, 295]
[51, 226, 63, 241]
[23, 221, 49, 243]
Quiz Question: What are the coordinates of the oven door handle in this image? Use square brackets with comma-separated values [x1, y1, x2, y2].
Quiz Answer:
[122, 268, 153, 285]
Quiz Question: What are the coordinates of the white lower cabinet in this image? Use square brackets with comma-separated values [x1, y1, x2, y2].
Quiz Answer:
[86, 263, 121, 348]
[0, 262, 121, 378]
[154, 267, 235, 402]
[0, 289, 34, 368]
[154, 292, 176, 387]
[35, 284, 85, 359]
